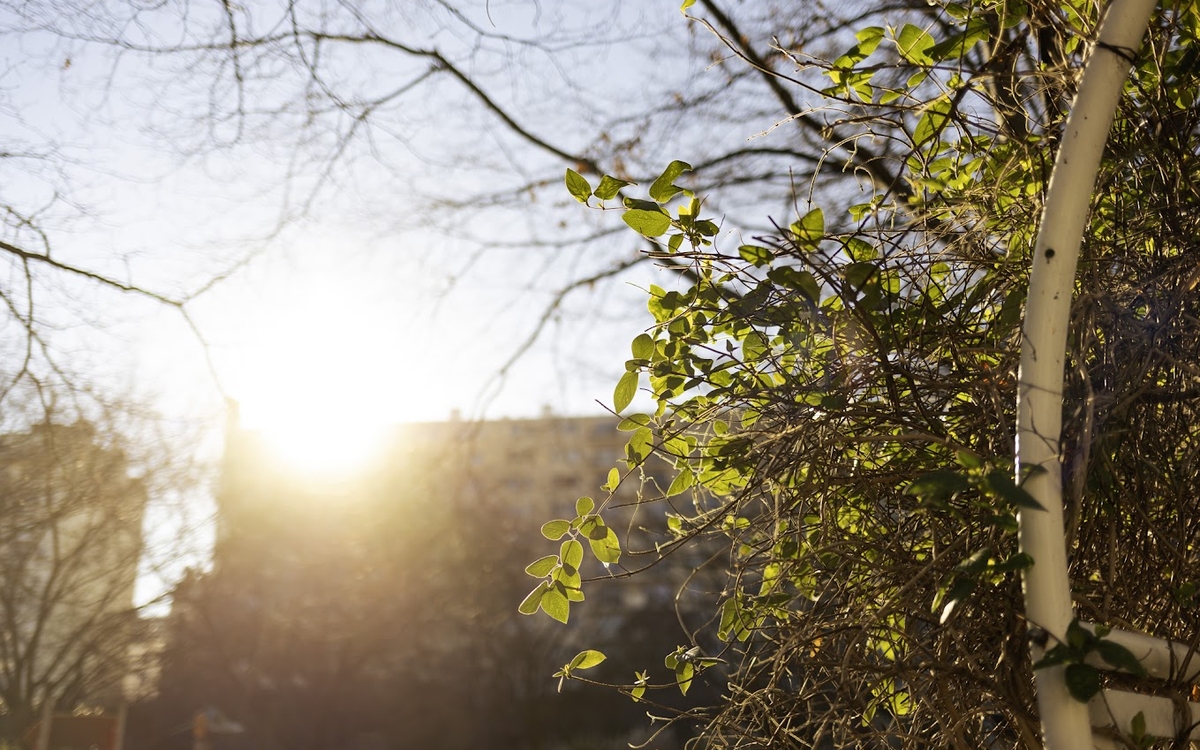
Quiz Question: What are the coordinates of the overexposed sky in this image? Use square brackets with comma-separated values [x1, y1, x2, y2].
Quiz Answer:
[0, 2, 708, 436]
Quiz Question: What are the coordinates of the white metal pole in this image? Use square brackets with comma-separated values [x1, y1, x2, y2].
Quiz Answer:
[1016, 0, 1158, 748]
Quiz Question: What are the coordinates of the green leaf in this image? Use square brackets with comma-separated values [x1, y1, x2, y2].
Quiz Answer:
[913, 95, 954, 146]
[604, 467, 620, 490]
[681, 0, 696, 9]
[766, 266, 821, 304]
[995, 287, 1026, 334]
[581, 515, 609, 541]
[565, 169, 592, 203]
[844, 237, 877, 262]
[1131, 712, 1146, 741]
[791, 208, 825, 246]
[742, 330, 768, 361]
[618, 413, 651, 431]
[999, 0, 1028, 27]
[1095, 640, 1146, 676]
[627, 426, 654, 464]
[1032, 644, 1076, 670]
[1067, 619, 1095, 651]
[984, 469, 1046, 510]
[561, 539, 585, 569]
[896, 23, 935, 65]
[989, 552, 1034, 573]
[540, 585, 570, 624]
[525, 555, 558, 577]
[938, 578, 975, 623]
[855, 26, 885, 52]
[1064, 663, 1101, 702]
[675, 661, 695, 695]
[649, 160, 693, 202]
[905, 470, 971, 500]
[541, 519, 571, 540]
[955, 450, 985, 470]
[927, 16, 990, 61]
[589, 526, 622, 564]
[568, 649, 607, 670]
[594, 175, 632, 200]
[518, 582, 548, 615]
[631, 332, 655, 359]
[955, 548, 992, 575]
[615, 370, 639, 412]
[718, 601, 753, 640]
[575, 496, 595, 516]
[666, 469, 695, 497]
[843, 262, 878, 290]
[623, 208, 672, 237]
[738, 245, 774, 266]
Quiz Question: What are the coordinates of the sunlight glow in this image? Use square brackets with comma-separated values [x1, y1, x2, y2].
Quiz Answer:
[221, 260, 422, 479]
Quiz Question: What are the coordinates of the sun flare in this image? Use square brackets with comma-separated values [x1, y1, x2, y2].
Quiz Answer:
[220, 264, 424, 479]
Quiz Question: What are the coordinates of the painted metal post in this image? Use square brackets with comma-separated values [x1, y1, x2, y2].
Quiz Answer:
[1016, 0, 1157, 748]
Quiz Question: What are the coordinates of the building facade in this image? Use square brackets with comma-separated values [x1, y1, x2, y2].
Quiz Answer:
[152, 410, 701, 750]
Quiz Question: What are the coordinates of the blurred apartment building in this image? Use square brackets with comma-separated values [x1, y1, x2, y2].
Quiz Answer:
[213, 407, 676, 577]
[152, 409, 698, 750]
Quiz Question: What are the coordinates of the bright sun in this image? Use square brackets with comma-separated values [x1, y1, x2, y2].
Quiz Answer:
[220, 263, 419, 478]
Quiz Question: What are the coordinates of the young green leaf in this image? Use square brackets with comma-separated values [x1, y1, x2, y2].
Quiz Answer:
[913, 95, 954, 146]
[718, 598, 740, 641]
[617, 413, 651, 431]
[568, 649, 607, 670]
[631, 332, 655, 359]
[614, 370, 639, 412]
[905, 470, 971, 500]
[594, 175, 632, 201]
[565, 168, 593, 203]
[1032, 644, 1077, 670]
[738, 245, 775, 267]
[675, 661, 695, 695]
[541, 519, 571, 540]
[540, 585, 570, 624]
[575, 496, 595, 516]
[666, 469, 695, 497]
[1064, 663, 1101, 703]
[1094, 640, 1146, 676]
[791, 208, 825, 246]
[1131, 712, 1147, 743]
[627, 426, 654, 464]
[524, 555, 558, 577]
[896, 23, 935, 65]
[604, 467, 620, 490]
[623, 209, 672, 237]
[518, 582, 548, 615]
[984, 469, 1046, 510]
[561, 539, 585, 569]
[589, 526, 622, 564]
[649, 160, 692, 202]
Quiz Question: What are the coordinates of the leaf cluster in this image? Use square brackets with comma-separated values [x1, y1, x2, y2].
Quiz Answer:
[533, 0, 1200, 746]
